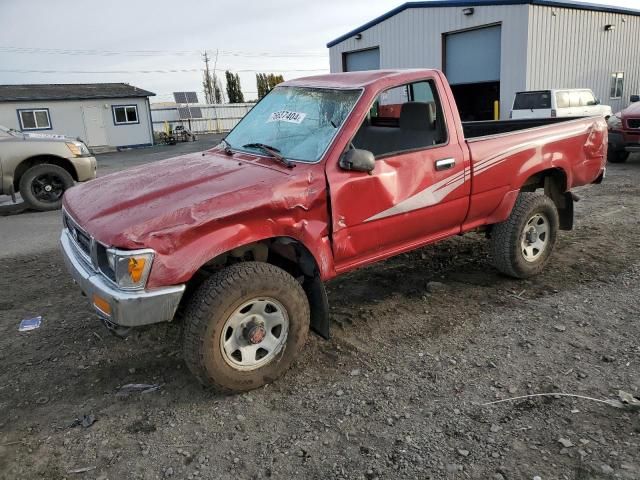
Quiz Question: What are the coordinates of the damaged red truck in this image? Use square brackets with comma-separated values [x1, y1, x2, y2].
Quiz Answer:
[60, 69, 607, 392]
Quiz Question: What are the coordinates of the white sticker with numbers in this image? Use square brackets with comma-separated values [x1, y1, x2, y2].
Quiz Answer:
[267, 110, 306, 124]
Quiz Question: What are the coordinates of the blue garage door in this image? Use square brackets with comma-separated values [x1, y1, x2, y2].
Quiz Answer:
[445, 26, 501, 85]
[344, 48, 380, 72]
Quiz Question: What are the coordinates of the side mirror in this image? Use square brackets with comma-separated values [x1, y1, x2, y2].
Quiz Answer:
[630, 95, 640, 103]
[339, 148, 375, 173]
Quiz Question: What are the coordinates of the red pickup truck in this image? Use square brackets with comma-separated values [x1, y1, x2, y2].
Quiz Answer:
[60, 69, 606, 392]
[607, 94, 640, 163]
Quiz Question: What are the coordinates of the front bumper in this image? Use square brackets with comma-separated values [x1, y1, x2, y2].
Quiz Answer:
[69, 155, 97, 182]
[609, 130, 640, 152]
[60, 229, 185, 327]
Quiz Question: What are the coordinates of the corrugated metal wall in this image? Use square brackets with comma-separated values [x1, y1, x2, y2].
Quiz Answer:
[527, 5, 640, 113]
[328, 5, 530, 118]
[151, 103, 254, 133]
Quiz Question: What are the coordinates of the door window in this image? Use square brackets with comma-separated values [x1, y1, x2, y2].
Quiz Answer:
[555, 92, 570, 109]
[352, 80, 447, 158]
[568, 91, 581, 108]
[579, 91, 596, 107]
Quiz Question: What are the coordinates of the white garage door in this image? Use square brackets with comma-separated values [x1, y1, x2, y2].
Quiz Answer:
[445, 25, 501, 85]
[344, 48, 380, 72]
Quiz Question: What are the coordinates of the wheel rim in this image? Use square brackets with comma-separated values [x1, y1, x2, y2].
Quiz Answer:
[31, 173, 65, 202]
[220, 297, 289, 371]
[520, 213, 549, 262]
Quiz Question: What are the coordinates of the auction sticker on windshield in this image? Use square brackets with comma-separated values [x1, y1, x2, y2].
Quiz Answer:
[268, 110, 306, 124]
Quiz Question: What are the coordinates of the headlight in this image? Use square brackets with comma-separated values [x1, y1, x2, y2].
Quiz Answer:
[66, 141, 90, 157]
[105, 248, 154, 290]
[607, 114, 622, 129]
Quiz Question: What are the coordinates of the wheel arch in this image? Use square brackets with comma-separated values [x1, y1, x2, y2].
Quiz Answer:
[13, 155, 78, 191]
[179, 235, 331, 339]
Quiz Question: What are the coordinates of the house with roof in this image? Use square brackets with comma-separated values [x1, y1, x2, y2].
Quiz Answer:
[327, 0, 640, 120]
[0, 83, 155, 150]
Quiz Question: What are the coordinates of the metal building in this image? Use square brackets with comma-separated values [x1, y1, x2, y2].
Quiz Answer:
[327, 0, 640, 120]
[0, 83, 155, 150]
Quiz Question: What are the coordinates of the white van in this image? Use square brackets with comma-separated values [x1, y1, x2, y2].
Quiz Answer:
[511, 89, 612, 119]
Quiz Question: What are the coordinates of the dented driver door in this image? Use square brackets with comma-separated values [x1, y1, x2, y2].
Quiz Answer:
[326, 78, 470, 273]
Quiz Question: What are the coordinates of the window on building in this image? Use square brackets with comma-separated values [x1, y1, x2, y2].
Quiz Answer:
[352, 79, 447, 158]
[18, 109, 51, 130]
[610, 72, 624, 99]
[112, 105, 139, 125]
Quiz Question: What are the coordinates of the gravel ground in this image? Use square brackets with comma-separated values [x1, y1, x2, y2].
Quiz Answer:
[0, 156, 639, 480]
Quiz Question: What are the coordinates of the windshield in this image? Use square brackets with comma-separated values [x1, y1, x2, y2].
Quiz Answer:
[225, 86, 362, 163]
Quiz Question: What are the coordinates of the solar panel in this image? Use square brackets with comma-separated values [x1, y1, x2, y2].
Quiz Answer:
[177, 106, 203, 119]
[173, 91, 199, 104]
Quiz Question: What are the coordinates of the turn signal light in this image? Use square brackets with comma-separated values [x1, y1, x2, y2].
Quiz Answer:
[128, 257, 146, 283]
[93, 294, 112, 315]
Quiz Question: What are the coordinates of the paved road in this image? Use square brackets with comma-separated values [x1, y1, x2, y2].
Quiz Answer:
[0, 134, 224, 259]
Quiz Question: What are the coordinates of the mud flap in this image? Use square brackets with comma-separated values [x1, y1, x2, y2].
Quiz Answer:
[559, 192, 575, 231]
[303, 275, 330, 339]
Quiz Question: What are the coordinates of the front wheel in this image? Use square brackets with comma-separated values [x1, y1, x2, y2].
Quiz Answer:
[607, 148, 629, 164]
[19, 163, 74, 211]
[490, 193, 559, 278]
[182, 262, 310, 393]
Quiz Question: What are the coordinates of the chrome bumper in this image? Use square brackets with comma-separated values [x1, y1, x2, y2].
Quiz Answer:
[60, 230, 185, 327]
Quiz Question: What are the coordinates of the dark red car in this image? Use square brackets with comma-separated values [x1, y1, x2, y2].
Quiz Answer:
[607, 95, 640, 163]
[60, 69, 607, 392]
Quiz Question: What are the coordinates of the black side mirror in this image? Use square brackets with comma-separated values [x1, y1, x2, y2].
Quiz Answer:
[630, 95, 640, 103]
[339, 148, 375, 173]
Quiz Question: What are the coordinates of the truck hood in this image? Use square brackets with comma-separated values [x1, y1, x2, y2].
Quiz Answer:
[621, 101, 640, 118]
[63, 149, 300, 251]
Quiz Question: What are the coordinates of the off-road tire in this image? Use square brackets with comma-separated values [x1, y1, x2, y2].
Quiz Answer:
[490, 193, 559, 279]
[607, 149, 629, 164]
[182, 262, 310, 393]
[19, 163, 74, 211]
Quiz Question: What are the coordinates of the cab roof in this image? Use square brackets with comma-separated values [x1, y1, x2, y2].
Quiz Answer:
[281, 69, 439, 89]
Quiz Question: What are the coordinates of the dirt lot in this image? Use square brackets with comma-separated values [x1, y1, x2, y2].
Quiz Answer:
[1, 155, 639, 480]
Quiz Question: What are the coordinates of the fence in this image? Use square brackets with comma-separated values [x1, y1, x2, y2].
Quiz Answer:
[150, 103, 254, 134]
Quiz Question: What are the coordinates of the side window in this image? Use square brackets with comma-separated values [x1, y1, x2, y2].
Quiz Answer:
[556, 92, 570, 109]
[353, 79, 447, 158]
[18, 109, 51, 130]
[610, 72, 624, 99]
[568, 91, 581, 108]
[579, 91, 596, 106]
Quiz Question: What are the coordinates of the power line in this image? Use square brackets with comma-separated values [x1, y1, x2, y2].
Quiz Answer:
[0, 68, 329, 74]
[0, 46, 327, 58]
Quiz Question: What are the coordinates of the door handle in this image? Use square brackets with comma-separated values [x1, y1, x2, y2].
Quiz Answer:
[435, 158, 455, 171]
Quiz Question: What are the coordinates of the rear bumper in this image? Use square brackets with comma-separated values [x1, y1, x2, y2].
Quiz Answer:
[60, 229, 185, 327]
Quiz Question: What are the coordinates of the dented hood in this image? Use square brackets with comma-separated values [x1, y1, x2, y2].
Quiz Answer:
[63, 149, 299, 251]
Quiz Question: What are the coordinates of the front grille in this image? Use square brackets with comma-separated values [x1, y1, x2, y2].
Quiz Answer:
[63, 210, 94, 265]
[628, 119, 640, 129]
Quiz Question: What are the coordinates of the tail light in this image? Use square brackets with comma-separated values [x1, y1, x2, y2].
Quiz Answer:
[551, 109, 557, 118]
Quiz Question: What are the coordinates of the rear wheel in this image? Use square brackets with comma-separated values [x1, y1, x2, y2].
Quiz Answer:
[607, 148, 629, 163]
[490, 193, 559, 278]
[182, 262, 310, 393]
[19, 163, 74, 211]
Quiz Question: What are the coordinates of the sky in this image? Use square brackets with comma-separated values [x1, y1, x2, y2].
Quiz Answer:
[0, 0, 637, 103]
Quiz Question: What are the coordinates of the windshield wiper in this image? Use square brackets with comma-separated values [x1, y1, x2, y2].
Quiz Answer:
[220, 138, 234, 156]
[242, 143, 295, 168]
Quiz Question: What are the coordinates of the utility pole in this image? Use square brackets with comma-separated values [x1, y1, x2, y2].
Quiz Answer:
[202, 51, 213, 104]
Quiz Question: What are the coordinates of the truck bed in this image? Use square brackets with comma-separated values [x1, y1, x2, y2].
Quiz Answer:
[462, 117, 584, 139]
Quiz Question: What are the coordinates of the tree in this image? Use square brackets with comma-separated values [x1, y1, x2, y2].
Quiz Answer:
[202, 51, 223, 104]
[256, 72, 285, 99]
[225, 71, 245, 103]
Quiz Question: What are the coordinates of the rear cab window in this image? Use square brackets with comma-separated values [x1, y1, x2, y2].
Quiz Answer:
[513, 91, 552, 110]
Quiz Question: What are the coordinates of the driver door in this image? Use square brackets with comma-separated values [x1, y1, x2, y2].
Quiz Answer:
[326, 78, 470, 273]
